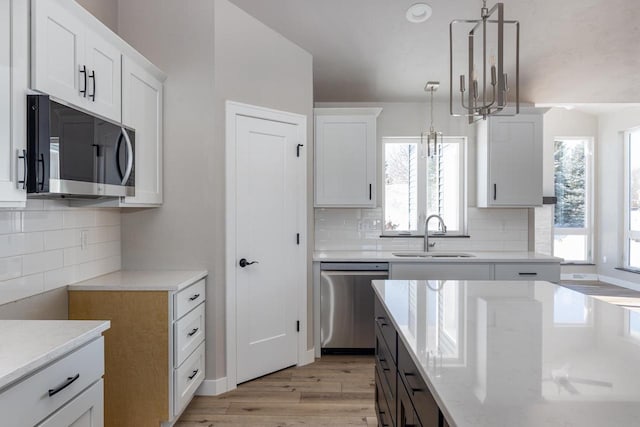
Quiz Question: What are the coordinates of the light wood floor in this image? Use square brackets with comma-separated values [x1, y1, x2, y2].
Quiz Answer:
[176, 355, 377, 427]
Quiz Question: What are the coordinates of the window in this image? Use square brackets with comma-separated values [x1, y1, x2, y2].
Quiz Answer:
[627, 309, 640, 341]
[553, 138, 594, 263]
[625, 128, 640, 270]
[383, 137, 466, 234]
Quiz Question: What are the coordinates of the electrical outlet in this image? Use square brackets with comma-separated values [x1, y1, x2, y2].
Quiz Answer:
[80, 230, 89, 251]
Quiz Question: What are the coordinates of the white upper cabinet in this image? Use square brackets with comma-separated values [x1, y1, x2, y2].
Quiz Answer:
[315, 108, 381, 207]
[0, 0, 28, 208]
[476, 113, 543, 207]
[121, 57, 164, 206]
[31, 0, 122, 123]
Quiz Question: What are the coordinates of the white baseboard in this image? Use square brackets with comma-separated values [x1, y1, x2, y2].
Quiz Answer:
[299, 348, 316, 366]
[598, 275, 640, 292]
[196, 377, 228, 396]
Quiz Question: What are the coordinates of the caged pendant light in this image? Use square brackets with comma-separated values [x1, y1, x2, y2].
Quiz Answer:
[422, 81, 442, 158]
[450, 0, 519, 122]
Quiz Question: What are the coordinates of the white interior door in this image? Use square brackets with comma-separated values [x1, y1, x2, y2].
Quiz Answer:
[235, 114, 303, 384]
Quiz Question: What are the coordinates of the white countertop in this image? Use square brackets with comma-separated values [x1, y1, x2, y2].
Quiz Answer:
[67, 270, 208, 291]
[372, 279, 640, 427]
[0, 320, 110, 391]
[314, 250, 562, 263]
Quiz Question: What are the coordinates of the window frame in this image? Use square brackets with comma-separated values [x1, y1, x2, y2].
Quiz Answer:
[624, 127, 640, 271]
[552, 136, 595, 264]
[381, 136, 468, 236]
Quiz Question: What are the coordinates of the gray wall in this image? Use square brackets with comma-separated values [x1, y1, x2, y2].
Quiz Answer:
[76, 0, 118, 32]
[117, 0, 313, 380]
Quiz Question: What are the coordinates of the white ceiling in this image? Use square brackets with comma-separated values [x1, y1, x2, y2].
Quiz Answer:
[228, 0, 640, 103]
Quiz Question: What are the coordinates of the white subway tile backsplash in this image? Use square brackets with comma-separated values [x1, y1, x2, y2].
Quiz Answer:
[22, 211, 63, 232]
[0, 274, 44, 306]
[63, 210, 96, 229]
[0, 206, 121, 305]
[0, 212, 21, 234]
[0, 257, 22, 281]
[22, 250, 64, 275]
[0, 233, 44, 257]
[315, 207, 530, 252]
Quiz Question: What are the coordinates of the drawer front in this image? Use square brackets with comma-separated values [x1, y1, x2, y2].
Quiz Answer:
[397, 338, 439, 427]
[494, 263, 560, 282]
[175, 279, 206, 320]
[397, 374, 419, 427]
[174, 302, 206, 367]
[174, 341, 205, 416]
[390, 263, 493, 280]
[37, 379, 104, 427]
[375, 327, 396, 397]
[375, 298, 397, 364]
[375, 368, 394, 427]
[0, 337, 104, 427]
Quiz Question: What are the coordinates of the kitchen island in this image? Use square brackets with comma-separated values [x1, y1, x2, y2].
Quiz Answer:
[372, 279, 640, 427]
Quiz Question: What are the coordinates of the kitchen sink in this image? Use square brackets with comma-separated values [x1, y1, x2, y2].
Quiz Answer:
[392, 252, 475, 258]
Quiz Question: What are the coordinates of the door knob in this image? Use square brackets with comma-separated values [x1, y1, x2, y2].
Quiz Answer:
[239, 258, 259, 268]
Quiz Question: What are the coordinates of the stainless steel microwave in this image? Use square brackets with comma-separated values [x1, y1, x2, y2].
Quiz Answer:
[26, 95, 135, 198]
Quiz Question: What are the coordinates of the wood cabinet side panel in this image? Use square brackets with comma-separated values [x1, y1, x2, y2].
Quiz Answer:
[69, 291, 169, 427]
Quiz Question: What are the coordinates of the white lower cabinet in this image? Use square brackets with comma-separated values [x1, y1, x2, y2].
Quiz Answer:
[390, 263, 494, 280]
[38, 380, 104, 427]
[390, 262, 561, 282]
[0, 337, 105, 427]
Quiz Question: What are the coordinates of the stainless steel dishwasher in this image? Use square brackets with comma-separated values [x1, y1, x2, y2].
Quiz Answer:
[320, 262, 389, 354]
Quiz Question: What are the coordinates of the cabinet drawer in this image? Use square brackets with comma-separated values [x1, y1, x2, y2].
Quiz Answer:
[375, 327, 396, 397]
[175, 279, 206, 320]
[174, 342, 205, 416]
[375, 298, 397, 364]
[0, 337, 104, 427]
[390, 263, 493, 280]
[174, 302, 206, 367]
[494, 263, 560, 282]
[374, 368, 393, 427]
[397, 338, 439, 427]
[37, 379, 104, 427]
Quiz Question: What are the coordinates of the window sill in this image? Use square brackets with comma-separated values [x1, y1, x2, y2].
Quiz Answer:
[615, 267, 640, 275]
[379, 234, 471, 239]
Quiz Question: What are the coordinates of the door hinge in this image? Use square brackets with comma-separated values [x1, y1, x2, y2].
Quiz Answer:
[296, 233, 300, 245]
[296, 320, 300, 332]
[296, 144, 304, 157]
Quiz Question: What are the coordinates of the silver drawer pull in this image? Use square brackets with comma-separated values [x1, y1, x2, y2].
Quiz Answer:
[188, 328, 199, 337]
[48, 373, 80, 397]
[189, 293, 201, 301]
[188, 369, 199, 380]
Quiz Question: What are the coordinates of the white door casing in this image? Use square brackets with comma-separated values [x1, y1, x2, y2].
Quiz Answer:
[226, 101, 308, 389]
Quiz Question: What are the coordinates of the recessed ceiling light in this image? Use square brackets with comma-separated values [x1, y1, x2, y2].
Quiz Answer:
[406, 3, 432, 23]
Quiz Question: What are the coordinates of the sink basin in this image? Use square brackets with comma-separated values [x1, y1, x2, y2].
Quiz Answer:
[392, 252, 475, 258]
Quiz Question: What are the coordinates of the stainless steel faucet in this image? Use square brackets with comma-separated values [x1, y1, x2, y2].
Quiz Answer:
[424, 215, 447, 252]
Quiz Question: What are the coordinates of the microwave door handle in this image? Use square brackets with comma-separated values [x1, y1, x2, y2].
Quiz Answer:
[115, 132, 124, 181]
[121, 128, 134, 185]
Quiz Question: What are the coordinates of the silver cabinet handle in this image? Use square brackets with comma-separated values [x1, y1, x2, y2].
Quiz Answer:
[120, 128, 134, 185]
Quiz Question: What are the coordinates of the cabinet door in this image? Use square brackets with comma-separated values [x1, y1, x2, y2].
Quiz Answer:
[32, 0, 86, 105]
[37, 380, 104, 427]
[84, 30, 122, 122]
[315, 115, 376, 207]
[0, 0, 28, 207]
[487, 115, 542, 206]
[121, 56, 163, 206]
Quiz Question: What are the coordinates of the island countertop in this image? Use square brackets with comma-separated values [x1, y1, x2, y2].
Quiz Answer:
[372, 279, 640, 427]
[0, 320, 110, 391]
